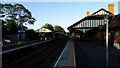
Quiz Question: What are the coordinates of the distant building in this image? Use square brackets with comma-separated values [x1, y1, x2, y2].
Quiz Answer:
[36, 28, 52, 33]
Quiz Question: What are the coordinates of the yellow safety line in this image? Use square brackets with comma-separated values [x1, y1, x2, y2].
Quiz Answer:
[73, 40, 76, 68]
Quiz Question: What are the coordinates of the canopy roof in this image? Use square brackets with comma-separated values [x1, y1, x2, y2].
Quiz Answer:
[68, 8, 115, 31]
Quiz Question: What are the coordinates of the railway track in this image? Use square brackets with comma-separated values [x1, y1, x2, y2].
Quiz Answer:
[2, 37, 69, 68]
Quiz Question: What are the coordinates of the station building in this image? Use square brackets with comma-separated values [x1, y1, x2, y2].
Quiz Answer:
[68, 4, 120, 49]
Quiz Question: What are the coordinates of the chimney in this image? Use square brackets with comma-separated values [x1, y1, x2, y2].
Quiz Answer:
[86, 11, 90, 16]
[108, 4, 114, 14]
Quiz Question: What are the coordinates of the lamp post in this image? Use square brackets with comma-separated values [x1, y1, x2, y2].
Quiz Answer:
[104, 15, 108, 67]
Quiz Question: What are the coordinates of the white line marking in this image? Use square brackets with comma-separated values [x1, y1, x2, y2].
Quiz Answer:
[53, 39, 70, 68]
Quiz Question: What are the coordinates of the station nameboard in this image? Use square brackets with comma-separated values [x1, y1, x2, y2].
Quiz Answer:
[17, 30, 25, 33]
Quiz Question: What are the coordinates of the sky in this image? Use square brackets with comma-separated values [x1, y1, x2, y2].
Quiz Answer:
[1, 0, 120, 2]
[2, 2, 119, 32]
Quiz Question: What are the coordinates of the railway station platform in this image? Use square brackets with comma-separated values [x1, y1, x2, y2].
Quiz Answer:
[74, 38, 120, 68]
[53, 37, 75, 68]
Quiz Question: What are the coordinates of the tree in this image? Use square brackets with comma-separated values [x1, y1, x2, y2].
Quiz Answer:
[2, 3, 36, 35]
[61, 28, 66, 34]
[54, 25, 62, 32]
[72, 33, 75, 37]
[41, 23, 54, 31]
[2, 3, 36, 28]
[3, 20, 18, 34]
[54, 25, 65, 34]
[65, 32, 70, 36]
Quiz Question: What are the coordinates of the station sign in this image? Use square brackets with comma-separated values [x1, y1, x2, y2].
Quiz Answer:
[17, 30, 25, 33]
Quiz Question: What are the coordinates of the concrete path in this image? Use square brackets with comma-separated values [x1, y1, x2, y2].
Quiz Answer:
[54, 38, 75, 68]
[74, 39, 120, 68]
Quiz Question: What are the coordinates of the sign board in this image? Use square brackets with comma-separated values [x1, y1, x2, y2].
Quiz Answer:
[18, 30, 25, 33]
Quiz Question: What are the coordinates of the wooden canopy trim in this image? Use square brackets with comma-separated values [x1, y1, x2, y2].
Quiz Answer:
[68, 15, 115, 30]
[91, 8, 113, 15]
